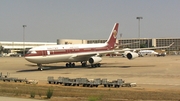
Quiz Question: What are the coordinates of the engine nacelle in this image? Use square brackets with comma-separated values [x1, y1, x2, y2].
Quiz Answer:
[89, 57, 102, 64]
[126, 52, 139, 60]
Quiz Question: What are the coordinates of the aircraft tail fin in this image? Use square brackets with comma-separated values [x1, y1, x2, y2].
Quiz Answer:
[106, 23, 119, 49]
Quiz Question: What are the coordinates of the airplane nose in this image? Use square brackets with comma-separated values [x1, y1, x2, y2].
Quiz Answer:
[24, 56, 35, 63]
[24, 54, 28, 58]
[24, 56, 29, 60]
[24, 54, 32, 61]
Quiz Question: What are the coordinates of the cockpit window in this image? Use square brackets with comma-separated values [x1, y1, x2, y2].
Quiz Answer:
[27, 51, 37, 54]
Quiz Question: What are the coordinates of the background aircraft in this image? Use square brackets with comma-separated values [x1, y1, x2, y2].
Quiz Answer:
[138, 50, 158, 57]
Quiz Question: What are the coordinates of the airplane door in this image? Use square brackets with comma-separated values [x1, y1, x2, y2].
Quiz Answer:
[50, 50, 54, 55]
[67, 49, 71, 53]
[47, 51, 50, 55]
[42, 50, 47, 56]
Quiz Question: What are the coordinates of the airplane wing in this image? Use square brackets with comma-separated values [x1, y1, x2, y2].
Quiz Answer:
[133, 42, 174, 50]
[75, 42, 174, 56]
[114, 42, 174, 52]
[69, 50, 118, 61]
[72, 50, 116, 57]
[69, 42, 174, 60]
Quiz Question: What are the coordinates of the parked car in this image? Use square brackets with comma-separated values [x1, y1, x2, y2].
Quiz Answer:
[157, 52, 166, 57]
[10, 53, 22, 57]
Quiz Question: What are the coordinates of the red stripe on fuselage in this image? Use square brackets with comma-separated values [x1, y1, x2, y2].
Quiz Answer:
[25, 46, 110, 57]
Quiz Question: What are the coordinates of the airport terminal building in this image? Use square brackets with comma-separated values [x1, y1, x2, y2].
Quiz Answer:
[57, 37, 179, 51]
[0, 41, 56, 56]
[0, 37, 180, 56]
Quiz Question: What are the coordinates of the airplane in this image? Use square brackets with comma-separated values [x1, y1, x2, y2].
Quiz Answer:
[25, 23, 173, 71]
[138, 50, 158, 57]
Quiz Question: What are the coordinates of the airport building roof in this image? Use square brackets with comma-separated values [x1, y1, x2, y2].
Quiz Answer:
[0, 41, 56, 49]
[1, 37, 180, 51]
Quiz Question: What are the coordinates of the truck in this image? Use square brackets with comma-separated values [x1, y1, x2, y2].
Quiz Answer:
[71, 78, 82, 86]
[2, 77, 18, 82]
[14, 78, 27, 82]
[0, 72, 10, 80]
[61, 77, 90, 86]
[82, 78, 101, 87]
[157, 52, 166, 57]
[47, 76, 65, 84]
[56, 77, 64, 84]
[26, 79, 38, 84]
[62, 77, 74, 86]
[102, 79, 124, 88]
[121, 82, 136, 87]
[2, 77, 27, 82]
[0, 72, 26, 83]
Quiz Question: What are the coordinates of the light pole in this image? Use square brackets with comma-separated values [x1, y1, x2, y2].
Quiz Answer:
[136, 17, 143, 48]
[120, 33, 122, 48]
[23, 25, 27, 56]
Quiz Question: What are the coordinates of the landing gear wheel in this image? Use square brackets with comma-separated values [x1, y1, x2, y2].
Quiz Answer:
[81, 63, 87, 67]
[65, 62, 75, 67]
[72, 63, 75, 67]
[66, 63, 69, 67]
[37, 64, 43, 71]
[91, 63, 101, 67]
[38, 67, 43, 71]
[97, 63, 101, 67]
[81, 61, 87, 67]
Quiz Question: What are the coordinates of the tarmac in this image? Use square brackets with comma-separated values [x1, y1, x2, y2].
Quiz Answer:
[0, 96, 47, 101]
[1, 55, 180, 90]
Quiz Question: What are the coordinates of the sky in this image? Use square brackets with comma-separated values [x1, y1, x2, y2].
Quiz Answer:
[0, 0, 180, 42]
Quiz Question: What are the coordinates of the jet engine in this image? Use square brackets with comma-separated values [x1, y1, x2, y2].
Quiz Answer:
[89, 57, 102, 64]
[126, 52, 139, 60]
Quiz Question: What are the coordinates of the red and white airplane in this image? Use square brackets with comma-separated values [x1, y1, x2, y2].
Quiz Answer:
[25, 23, 173, 70]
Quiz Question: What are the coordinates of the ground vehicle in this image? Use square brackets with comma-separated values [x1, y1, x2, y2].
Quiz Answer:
[82, 78, 101, 87]
[102, 79, 124, 88]
[26, 79, 38, 84]
[47, 76, 55, 84]
[157, 52, 166, 57]
[47, 76, 136, 88]
[10, 53, 22, 57]
[121, 83, 136, 87]
[0, 72, 27, 82]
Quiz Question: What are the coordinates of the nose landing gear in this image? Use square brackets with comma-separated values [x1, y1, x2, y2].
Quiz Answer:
[37, 64, 43, 71]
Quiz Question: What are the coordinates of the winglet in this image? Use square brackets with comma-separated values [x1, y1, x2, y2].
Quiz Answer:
[131, 42, 174, 50]
[168, 42, 174, 47]
[106, 23, 119, 49]
[154, 42, 174, 49]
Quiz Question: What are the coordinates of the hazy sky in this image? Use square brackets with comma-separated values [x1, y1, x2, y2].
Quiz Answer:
[0, 0, 180, 42]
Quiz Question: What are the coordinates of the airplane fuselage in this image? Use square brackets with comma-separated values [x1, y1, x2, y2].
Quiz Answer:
[25, 43, 113, 64]
[138, 50, 158, 56]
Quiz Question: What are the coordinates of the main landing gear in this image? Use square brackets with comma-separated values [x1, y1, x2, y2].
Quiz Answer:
[90, 63, 101, 67]
[65, 62, 75, 67]
[37, 62, 101, 71]
[65, 61, 101, 68]
[81, 61, 101, 67]
[81, 61, 87, 67]
[64, 61, 89, 67]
